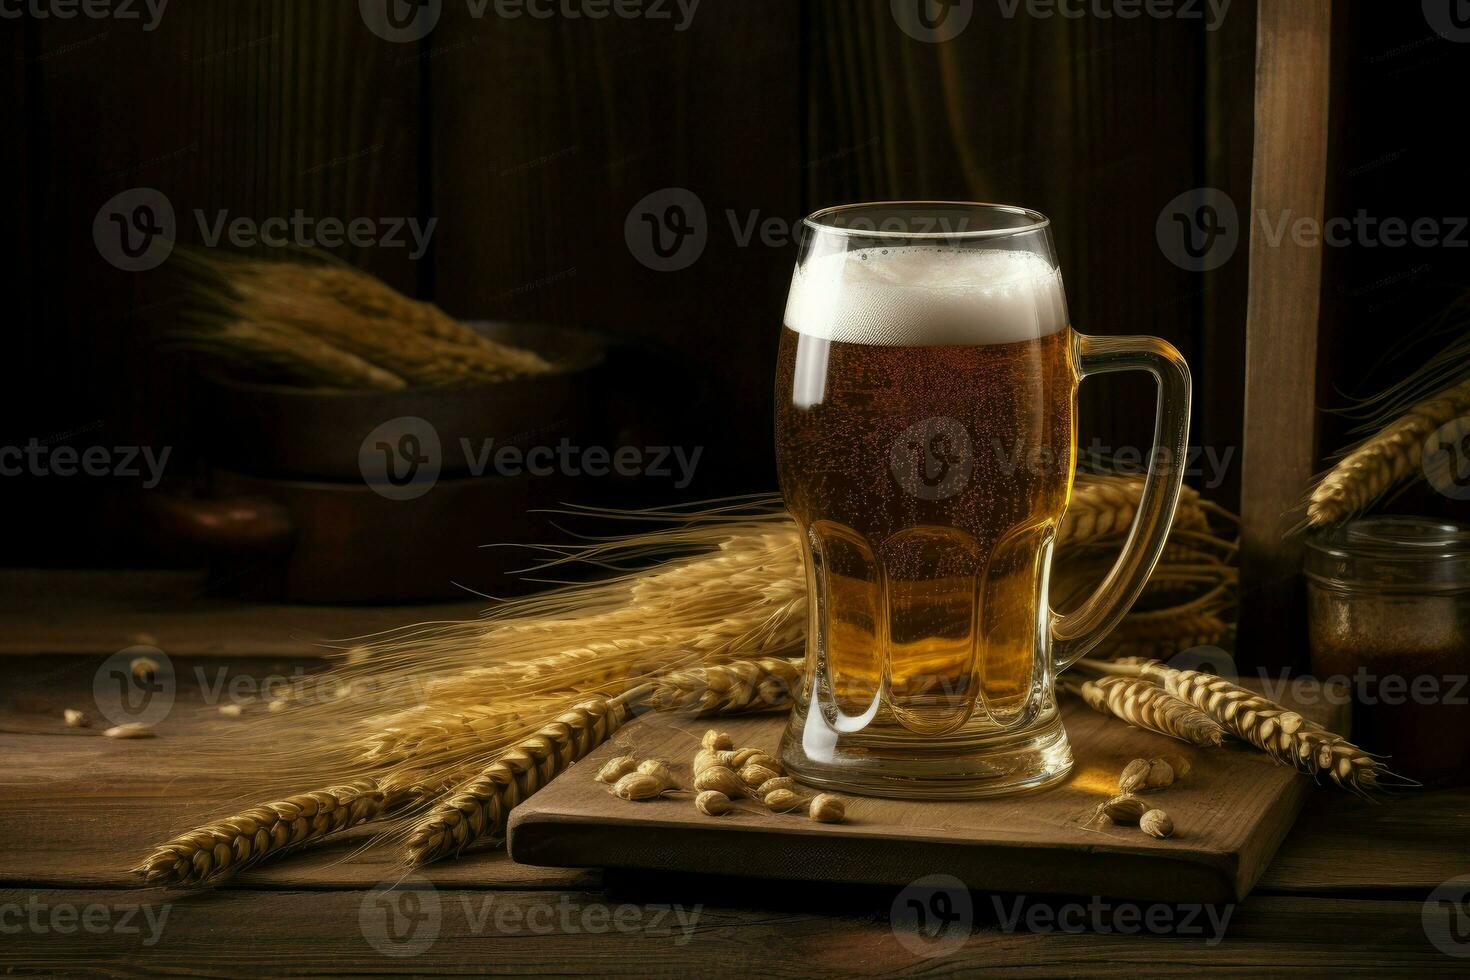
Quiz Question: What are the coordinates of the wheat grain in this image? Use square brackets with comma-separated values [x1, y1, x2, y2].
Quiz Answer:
[103, 723, 154, 739]
[702, 730, 734, 751]
[1140, 809, 1174, 839]
[693, 766, 748, 799]
[809, 794, 846, 823]
[726, 747, 765, 768]
[1308, 376, 1470, 526]
[1119, 757, 1174, 793]
[1097, 794, 1150, 824]
[756, 776, 798, 800]
[635, 759, 676, 788]
[596, 756, 639, 783]
[738, 763, 782, 788]
[763, 788, 805, 812]
[612, 772, 668, 800]
[695, 791, 733, 816]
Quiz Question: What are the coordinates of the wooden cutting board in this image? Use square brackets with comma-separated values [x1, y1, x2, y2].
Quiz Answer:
[507, 684, 1349, 904]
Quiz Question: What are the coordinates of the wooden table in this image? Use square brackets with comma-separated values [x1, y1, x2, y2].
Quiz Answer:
[3, 650, 1467, 975]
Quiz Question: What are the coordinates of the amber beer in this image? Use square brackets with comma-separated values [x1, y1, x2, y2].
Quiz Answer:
[775, 246, 1076, 737]
[776, 204, 1191, 799]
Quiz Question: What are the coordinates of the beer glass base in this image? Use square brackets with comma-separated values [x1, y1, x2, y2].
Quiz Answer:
[776, 709, 1074, 800]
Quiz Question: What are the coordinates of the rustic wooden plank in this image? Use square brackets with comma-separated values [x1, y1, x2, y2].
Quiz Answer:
[5, 730, 1458, 898]
[510, 688, 1349, 904]
[0, 660, 594, 892]
[0, 569, 487, 657]
[0, 888, 1451, 974]
[1236, 0, 1334, 669]
[0, 787, 596, 893]
[1259, 784, 1470, 895]
[1199, 0, 1257, 511]
[3, 655, 1461, 899]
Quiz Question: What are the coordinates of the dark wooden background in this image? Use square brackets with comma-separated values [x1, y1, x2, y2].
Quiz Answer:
[5, 0, 1467, 569]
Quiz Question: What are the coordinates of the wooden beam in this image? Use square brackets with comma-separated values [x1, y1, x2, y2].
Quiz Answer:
[1238, 0, 1334, 669]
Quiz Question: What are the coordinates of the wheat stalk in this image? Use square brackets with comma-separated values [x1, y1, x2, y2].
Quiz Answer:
[1307, 375, 1470, 527]
[1072, 675, 1225, 747]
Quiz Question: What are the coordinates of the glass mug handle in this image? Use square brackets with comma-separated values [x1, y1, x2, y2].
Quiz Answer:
[1051, 333, 1193, 670]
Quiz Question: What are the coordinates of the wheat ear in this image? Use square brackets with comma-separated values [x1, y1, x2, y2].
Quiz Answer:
[1124, 661, 1397, 796]
[1074, 675, 1225, 747]
[134, 779, 405, 887]
[643, 657, 802, 715]
[1307, 375, 1470, 527]
[1060, 476, 1204, 544]
[1155, 667, 1391, 795]
[403, 696, 629, 867]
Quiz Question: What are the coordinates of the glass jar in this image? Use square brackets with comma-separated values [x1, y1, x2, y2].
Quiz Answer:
[1306, 517, 1470, 785]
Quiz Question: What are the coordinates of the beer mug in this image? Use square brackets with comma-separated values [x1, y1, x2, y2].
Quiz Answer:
[774, 202, 1191, 797]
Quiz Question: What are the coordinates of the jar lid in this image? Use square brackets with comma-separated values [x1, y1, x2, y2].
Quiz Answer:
[1306, 516, 1470, 593]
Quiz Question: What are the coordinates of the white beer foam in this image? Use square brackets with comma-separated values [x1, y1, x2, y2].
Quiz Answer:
[784, 246, 1068, 346]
